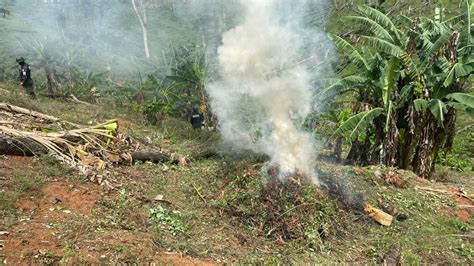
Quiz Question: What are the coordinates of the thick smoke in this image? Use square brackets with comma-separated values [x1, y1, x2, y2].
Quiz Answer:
[207, 0, 334, 184]
[0, 1, 229, 79]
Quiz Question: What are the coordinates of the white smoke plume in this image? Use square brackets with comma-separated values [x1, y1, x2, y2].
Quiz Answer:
[207, 0, 334, 184]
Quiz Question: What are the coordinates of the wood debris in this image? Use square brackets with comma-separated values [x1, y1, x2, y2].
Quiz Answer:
[0, 103, 183, 187]
[364, 203, 393, 226]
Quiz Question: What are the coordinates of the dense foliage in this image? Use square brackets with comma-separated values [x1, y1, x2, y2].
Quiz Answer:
[321, 1, 473, 178]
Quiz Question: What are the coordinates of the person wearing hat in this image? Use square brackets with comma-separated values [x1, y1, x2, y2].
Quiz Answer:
[16, 57, 36, 99]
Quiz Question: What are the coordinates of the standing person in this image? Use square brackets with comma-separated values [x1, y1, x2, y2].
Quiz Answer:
[16, 57, 36, 99]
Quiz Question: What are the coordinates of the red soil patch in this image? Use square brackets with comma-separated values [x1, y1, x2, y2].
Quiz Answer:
[2, 181, 101, 263]
[16, 181, 101, 221]
[438, 188, 473, 222]
[453, 196, 473, 222]
[1, 178, 215, 264]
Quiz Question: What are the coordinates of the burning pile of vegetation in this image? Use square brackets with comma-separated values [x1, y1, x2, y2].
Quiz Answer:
[214, 163, 338, 246]
[214, 160, 399, 250]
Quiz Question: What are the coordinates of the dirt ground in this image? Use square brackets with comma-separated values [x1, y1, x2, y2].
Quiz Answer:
[0, 156, 214, 264]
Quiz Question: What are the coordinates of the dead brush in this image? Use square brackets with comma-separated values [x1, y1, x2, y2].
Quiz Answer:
[257, 176, 310, 242]
[215, 166, 337, 245]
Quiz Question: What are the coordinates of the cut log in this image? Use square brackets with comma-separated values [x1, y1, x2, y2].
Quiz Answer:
[194, 147, 219, 159]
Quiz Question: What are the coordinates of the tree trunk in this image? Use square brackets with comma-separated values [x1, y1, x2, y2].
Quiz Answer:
[401, 105, 416, 170]
[132, 0, 150, 58]
[131, 151, 178, 164]
[0, 103, 82, 129]
[45, 65, 63, 95]
[0, 136, 48, 156]
[67, 67, 77, 89]
[443, 107, 457, 153]
[346, 139, 360, 164]
[412, 110, 437, 179]
[370, 116, 385, 164]
[333, 137, 343, 163]
[431, 108, 457, 172]
[346, 137, 370, 165]
[400, 130, 415, 170]
[382, 111, 399, 167]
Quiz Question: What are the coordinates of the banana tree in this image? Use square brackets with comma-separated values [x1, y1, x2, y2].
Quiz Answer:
[323, 2, 473, 178]
[166, 47, 213, 126]
[406, 1, 473, 178]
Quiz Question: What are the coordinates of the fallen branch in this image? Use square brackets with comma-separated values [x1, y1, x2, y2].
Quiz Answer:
[0, 106, 188, 189]
[415, 186, 474, 203]
[131, 193, 173, 205]
[0, 130, 177, 164]
[457, 124, 473, 134]
[0, 135, 49, 156]
[0, 103, 80, 128]
[65, 94, 91, 105]
[192, 182, 206, 202]
[275, 203, 314, 220]
[0, 120, 48, 130]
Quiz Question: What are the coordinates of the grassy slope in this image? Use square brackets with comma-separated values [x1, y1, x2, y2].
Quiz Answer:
[0, 83, 472, 264]
[0, 3, 473, 264]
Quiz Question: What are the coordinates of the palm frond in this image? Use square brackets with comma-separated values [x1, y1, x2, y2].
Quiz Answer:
[317, 75, 366, 100]
[445, 92, 474, 109]
[381, 57, 400, 107]
[459, 0, 473, 47]
[414, 99, 429, 112]
[400, 52, 421, 80]
[333, 108, 384, 141]
[443, 63, 473, 87]
[358, 5, 401, 44]
[421, 23, 463, 68]
[429, 99, 447, 127]
[359, 35, 404, 57]
[343, 16, 394, 42]
[385, 100, 394, 132]
[331, 35, 370, 70]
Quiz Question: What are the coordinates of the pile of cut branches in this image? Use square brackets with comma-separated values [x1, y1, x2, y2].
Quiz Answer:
[214, 164, 338, 245]
[0, 103, 180, 187]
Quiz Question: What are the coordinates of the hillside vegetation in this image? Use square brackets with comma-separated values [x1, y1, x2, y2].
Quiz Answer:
[0, 0, 473, 264]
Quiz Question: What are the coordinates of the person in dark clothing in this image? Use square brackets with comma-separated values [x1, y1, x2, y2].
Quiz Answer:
[190, 104, 204, 129]
[16, 57, 36, 99]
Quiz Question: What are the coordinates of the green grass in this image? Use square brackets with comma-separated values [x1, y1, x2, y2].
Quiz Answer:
[316, 164, 472, 264]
